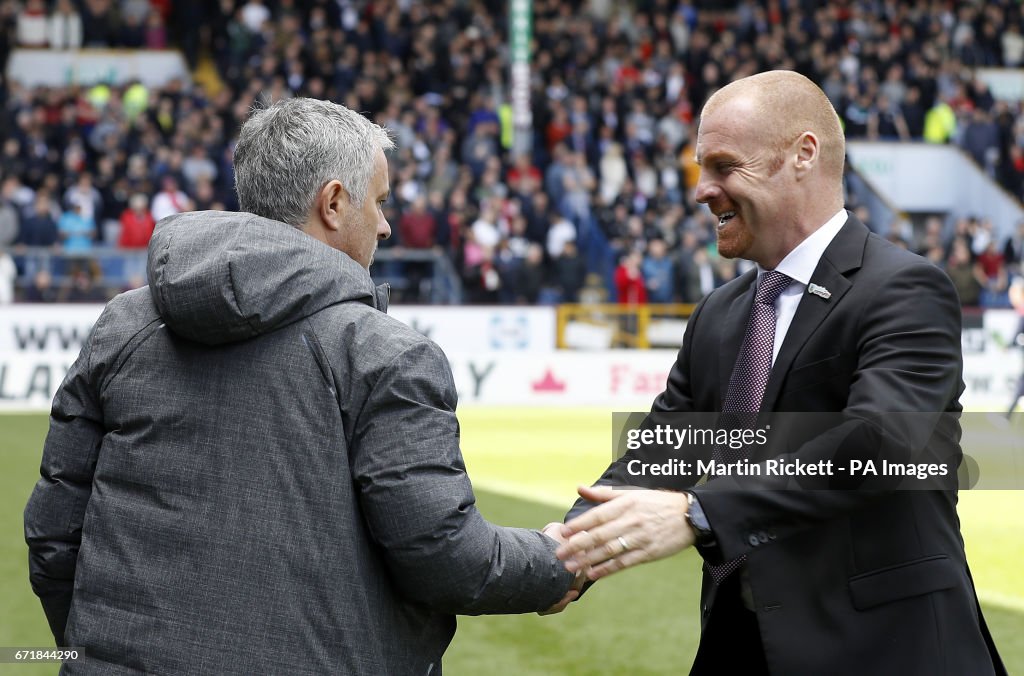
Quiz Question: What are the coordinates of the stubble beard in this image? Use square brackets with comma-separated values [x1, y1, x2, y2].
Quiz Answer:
[715, 219, 754, 260]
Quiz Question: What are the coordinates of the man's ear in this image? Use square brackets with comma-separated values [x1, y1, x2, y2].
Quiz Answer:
[319, 180, 349, 232]
[793, 131, 820, 177]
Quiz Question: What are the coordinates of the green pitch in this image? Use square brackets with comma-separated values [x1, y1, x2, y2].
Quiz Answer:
[2, 410, 1021, 674]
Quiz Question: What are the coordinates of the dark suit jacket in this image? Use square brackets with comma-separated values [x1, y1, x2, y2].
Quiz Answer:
[574, 217, 1006, 675]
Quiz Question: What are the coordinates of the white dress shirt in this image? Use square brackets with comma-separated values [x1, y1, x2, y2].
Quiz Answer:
[738, 208, 846, 611]
[756, 209, 847, 363]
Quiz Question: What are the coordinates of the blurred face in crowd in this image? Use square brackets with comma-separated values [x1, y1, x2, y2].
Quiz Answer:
[130, 194, 148, 213]
[694, 95, 797, 267]
[34, 193, 50, 213]
[331, 147, 391, 269]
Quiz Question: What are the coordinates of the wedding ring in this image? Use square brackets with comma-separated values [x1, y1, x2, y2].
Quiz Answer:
[617, 535, 631, 552]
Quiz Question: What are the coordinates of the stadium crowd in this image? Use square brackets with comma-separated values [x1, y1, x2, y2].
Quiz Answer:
[1, 0, 1024, 307]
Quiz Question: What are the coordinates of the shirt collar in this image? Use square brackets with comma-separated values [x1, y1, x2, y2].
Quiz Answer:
[757, 208, 847, 285]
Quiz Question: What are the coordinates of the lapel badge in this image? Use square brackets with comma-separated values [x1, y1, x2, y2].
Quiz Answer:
[807, 283, 832, 300]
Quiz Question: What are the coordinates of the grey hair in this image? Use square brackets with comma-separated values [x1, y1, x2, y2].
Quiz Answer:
[233, 98, 395, 228]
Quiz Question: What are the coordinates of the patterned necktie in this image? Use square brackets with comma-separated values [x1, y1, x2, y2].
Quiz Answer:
[707, 269, 791, 583]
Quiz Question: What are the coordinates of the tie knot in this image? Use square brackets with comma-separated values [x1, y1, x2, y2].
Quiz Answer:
[755, 270, 791, 305]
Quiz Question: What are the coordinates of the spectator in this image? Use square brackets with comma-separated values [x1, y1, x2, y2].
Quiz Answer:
[1000, 134, 1024, 195]
[463, 241, 501, 304]
[900, 86, 927, 139]
[868, 94, 910, 141]
[181, 145, 218, 190]
[682, 246, 720, 303]
[614, 250, 647, 305]
[841, 88, 873, 138]
[64, 173, 103, 226]
[151, 176, 193, 223]
[461, 119, 500, 179]
[972, 217, 997, 256]
[517, 243, 546, 304]
[599, 142, 628, 205]
[16, 0, 48, 47]
[398, 195, 437, 300]
[190, 178, 221, 212]
[504, 215, 531, 260]
[946, 239, 983, 307]
[0, 194, 18, 247]
[522, 191, 551, 245]
[80, 0, 119, 47]
[1006, 275, 1024, 417]
[121, 0, 152, 23]
[425, 145, 459, 195]
[24, 269, 59, 303]
[915, 216, 946, 257]
[0, 139, 27, 181]
[924, 96, 958, 144]
[546, 212, 577, 259]
[118, 9, 144, 47]
[961, 108, 1000, 172]
[59, 259, 107, 303]
[143, 9, 166, 49]
[239, 0, 270, 34]
[426, 190, 452, 250]
[1004, 22, 1024, 67]
[946, 216, 976, 261]
[642, 238, 675, 304]
[467, 93, 500, 136]
[545, 105, 573, 153]
[58, 201, 96, 253]
[507, 154, 542, 194]
[544, 144, 573, 206]
[558, 173, 592, 227]
[470, 203, 501, 251]
[118, 194, 156, 248]
[0, 250, 15, 304]
[1004, 220, 1024, 269]
[554, 240, 587, 303]
[975, 240, 1009, 307]
[16, 192, 59, 248]
[48, 0, 82, 49]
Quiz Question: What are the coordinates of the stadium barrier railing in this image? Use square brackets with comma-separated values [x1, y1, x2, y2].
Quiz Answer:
[5, 246, 465, 305]
[557, 303, 696, 349]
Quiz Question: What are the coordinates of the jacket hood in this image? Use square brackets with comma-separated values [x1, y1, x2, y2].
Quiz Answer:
[148, 211, 387, 345]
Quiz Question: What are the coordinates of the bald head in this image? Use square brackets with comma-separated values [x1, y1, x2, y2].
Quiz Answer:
[703, 71, 845, 181]
[694, 71, 847, 267]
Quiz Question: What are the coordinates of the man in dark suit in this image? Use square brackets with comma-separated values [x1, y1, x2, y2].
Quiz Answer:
[556, 71, 1005, 675]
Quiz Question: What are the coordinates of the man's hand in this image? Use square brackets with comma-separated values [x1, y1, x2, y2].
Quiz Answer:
[555, 485, 695, 581]
[538, 522, 585, 615]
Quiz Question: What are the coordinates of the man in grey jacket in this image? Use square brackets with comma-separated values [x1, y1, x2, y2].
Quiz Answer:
[25, 98, 577, 674]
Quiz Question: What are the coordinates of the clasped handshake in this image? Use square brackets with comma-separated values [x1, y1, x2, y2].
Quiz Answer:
[536, 484, 697, 615]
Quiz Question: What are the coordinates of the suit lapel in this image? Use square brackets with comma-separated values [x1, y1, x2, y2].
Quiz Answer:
[760, 216, 868, 411]
[719, 269, 758, 407]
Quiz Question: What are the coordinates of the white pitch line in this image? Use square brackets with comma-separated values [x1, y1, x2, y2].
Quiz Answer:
[472, 480, 575, 510]
[977, 590, 1024, 614]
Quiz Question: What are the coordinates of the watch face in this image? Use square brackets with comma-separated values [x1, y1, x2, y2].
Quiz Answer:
[691, 508, 709, 532]
[686, 494, 712, 539]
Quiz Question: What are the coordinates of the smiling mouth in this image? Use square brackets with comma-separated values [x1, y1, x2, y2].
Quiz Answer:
[718, 211, 736, 227]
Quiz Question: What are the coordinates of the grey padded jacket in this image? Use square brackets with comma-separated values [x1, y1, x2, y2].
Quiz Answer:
[25, 211, 572, 675]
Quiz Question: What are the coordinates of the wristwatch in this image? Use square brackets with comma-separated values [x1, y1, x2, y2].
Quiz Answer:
[684, 491, 716, 548]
